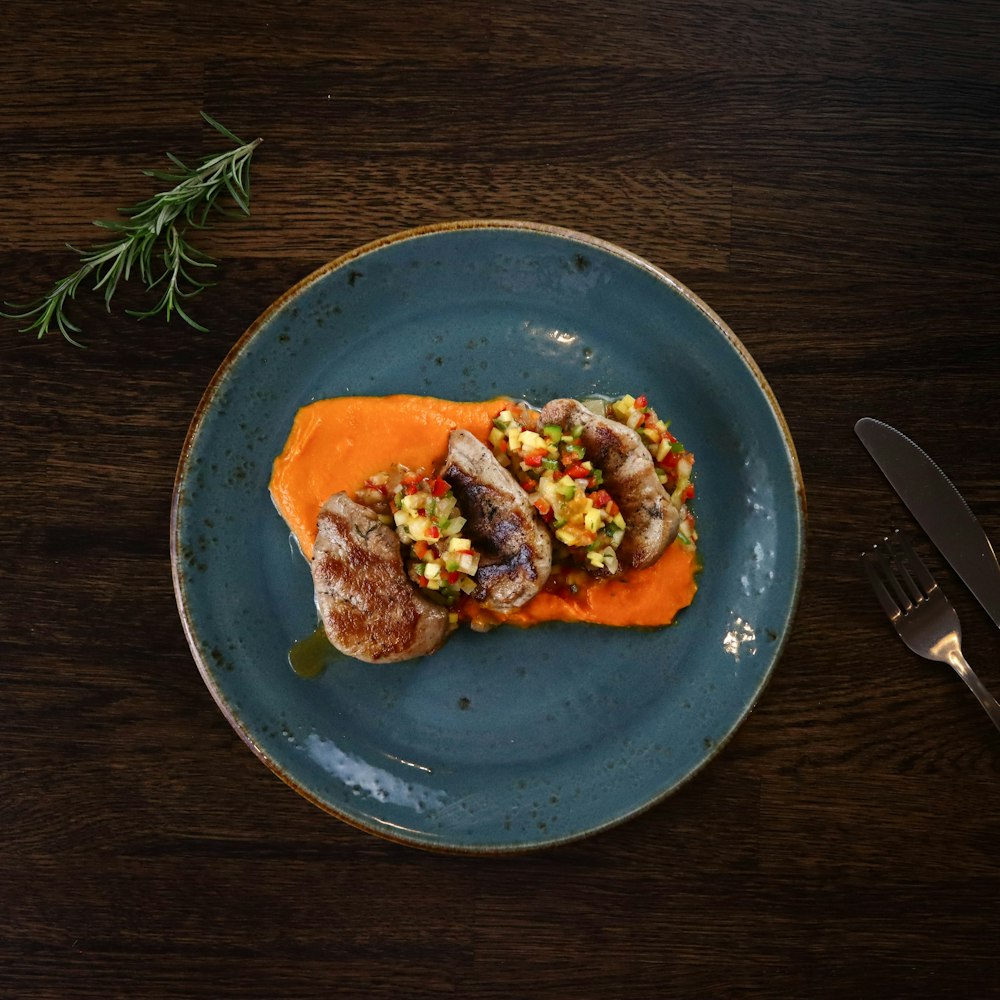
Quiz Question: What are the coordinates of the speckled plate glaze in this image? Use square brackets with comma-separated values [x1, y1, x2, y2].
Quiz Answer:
[171, 220, 805, 853]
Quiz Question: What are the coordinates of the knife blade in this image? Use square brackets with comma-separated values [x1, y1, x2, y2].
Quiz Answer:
[855, 416, 1000, 630]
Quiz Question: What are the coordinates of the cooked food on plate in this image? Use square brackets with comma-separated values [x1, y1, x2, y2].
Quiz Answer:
[442, 428, 552, 611]
[311, 492, 450, 663]
[270, 392, 699, 665]
[539, 396, 679, 570]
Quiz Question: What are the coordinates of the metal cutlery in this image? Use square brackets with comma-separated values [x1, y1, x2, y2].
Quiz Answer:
[863, 531, 1000, 733]
[855, 417, 1000, 631]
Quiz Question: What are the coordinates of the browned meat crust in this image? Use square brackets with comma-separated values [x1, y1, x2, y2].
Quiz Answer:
[539, 398, 679, 570]
[311, 492, 449, 663]
[442, 429, 552, 610]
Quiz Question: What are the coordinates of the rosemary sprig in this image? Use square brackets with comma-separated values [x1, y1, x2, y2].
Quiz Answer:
[2, 113, 262, 347]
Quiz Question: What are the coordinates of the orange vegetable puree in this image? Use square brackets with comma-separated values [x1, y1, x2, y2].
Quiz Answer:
[269, 394, 698, 629]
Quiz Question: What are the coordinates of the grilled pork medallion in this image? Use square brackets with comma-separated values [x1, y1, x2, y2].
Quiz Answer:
[311, 492, 449, 662]
[539, 398, 680, 569]
[442, 428, 552, 611]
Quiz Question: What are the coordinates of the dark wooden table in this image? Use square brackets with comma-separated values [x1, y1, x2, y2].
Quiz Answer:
[3, 2, 999, 997]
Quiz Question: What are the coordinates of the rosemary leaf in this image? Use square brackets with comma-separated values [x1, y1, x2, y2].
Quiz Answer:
[2, 113, 262, 346]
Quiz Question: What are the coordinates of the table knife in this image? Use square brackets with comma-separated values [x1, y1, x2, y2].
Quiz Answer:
[855, 416, 1000, 630]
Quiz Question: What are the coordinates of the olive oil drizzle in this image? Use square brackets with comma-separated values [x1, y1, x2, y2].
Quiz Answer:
[288, 625, 342, 678]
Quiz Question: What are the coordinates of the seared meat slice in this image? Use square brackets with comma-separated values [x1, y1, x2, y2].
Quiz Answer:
[442, 429, 552, 610]
[311, 492, 449, 663]
[539, 398, 679, 570]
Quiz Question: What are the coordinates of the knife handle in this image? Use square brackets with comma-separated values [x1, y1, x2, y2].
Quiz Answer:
[946, 649, 1000, 733]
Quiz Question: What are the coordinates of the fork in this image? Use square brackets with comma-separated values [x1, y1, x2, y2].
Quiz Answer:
[863, 530, 1000, 733]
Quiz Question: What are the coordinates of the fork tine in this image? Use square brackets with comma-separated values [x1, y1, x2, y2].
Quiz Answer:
[885, 534, 924, 606]
[873, 544, 918, 612]
[889, 529, 938, 595]
[863, 549, 903, 619]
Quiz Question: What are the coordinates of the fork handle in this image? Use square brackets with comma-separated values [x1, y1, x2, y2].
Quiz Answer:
[945, 649, 1000, 733]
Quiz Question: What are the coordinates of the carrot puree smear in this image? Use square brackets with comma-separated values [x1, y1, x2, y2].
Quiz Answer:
[269, 393, 698, 629]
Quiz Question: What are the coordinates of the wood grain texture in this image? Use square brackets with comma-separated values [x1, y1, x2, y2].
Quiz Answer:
[2, 0, 999, 997]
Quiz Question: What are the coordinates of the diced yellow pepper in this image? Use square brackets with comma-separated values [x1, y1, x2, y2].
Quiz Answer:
[584, 506, 604, 533]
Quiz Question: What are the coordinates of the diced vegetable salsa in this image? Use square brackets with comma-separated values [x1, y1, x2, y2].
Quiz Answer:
[488, 403, 626, 575]
[380, 471, 482, 608]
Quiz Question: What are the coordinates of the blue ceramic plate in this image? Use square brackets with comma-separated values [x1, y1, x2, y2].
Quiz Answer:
[171, 221, 805, 852]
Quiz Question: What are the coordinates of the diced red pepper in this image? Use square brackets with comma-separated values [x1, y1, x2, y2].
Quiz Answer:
[683, 483, 695, 500]
[405, 482, 420, 495]
[431, 477, 450, 497]
[413, 540, 430, 560]
[524, 452, 543, 467]
[418, 575, 429, 588]
[427, 524, 441, 540]
[591, 489, 613, 509]
[533, 497, 551, 517]
[564, 462, 590, 479]
[635, 394, 648, 409]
